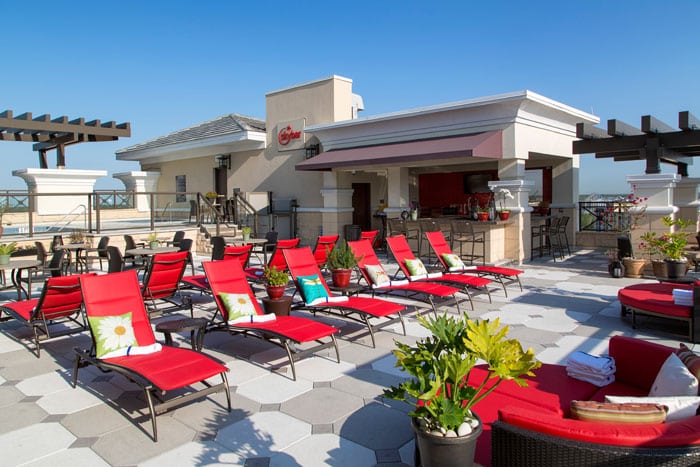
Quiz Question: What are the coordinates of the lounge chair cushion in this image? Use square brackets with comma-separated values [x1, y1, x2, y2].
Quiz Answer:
[220, 292, 257, 321]
[442, 253, 466, 270]
[570, 400, 667, 424]
[365, 264, 390, 285]
[405, 258, 428, 276]
[88, 312, 137, 358]
[649, 353, 698, 397]
[298, 274, 328, 304]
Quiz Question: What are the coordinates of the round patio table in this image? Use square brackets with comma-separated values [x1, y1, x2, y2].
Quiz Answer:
[0, 259, 41, 300]
[155, 317, 209, 351]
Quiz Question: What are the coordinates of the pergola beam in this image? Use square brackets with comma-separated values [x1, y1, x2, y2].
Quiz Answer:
[679, 111, 700, 131]
[641, 115, 675, 134]
[607, 119, 644, 137]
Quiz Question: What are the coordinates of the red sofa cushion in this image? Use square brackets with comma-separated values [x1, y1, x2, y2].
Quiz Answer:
[609, 335, 674, 391]
[618, 283, 693, 319]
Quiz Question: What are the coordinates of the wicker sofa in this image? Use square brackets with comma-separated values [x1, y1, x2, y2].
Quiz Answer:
[618, 282, 700, 342]
[469, 336, 700, 466]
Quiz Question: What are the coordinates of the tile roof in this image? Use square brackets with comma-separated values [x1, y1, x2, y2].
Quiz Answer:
[116, 114, 265, 153]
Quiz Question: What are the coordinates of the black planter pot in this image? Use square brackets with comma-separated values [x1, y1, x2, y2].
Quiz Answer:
[608, 260, 625, 278]
[664, 259, 688, 279]
[413, 415, 482, 467]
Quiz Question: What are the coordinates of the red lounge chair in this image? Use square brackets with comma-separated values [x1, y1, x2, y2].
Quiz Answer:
[312, 234, 339, 269]
[246, 238, 301, 281]
[141, 251, 193, 317]
[203, 259, 339, 380]
[360, 230, 379, 248]
[181, 244, 254, 292]
[424, 230, 523, 297]
[283, 246, 407, 347]
[347, 239, 461, 316]
[0, 274, 91, 357]
[74, 270, 230, 441]
[386, 234, 493, 310]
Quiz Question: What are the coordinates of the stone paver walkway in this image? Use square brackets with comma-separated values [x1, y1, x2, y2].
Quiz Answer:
[0, 247, 687, 466]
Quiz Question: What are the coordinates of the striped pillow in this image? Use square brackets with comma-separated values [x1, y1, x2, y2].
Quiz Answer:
[676, 343, 700, 384]
[570, 400, 667, 424]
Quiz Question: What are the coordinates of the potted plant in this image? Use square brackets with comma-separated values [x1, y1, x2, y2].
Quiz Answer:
[69, 229, 85, 244]
[326, 240, 359, 288]
[205, 191, 218, 200]
[639, 230, 666, 277]
[476, 206, 489, 222]
[0, 241, 18, 265]
[606, 248, 625, 278]
[495, 188, 513, 221]
[147, 232, 160, 249]
[264, 265, 289, 300]
[384, 314, 541, 467]
[643, 216, 693, 279]
[241, 226, 252, 242]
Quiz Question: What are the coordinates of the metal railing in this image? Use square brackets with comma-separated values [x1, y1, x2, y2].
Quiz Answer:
[579, 201, 635, 232]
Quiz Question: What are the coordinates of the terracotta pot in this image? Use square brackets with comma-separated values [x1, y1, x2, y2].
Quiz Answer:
[412, 415, 482, 467]
[497, 211, 510, 221]
[331, 268, 352, 288]
[651, 260, 667, 278]
[622, 258, 647, 278]
[477, 212, 489, 222]
[266, 285, 286, 300]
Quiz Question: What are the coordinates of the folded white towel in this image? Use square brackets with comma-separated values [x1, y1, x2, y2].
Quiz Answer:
[566, 368, 615, 387]
[410, 272, 443, 281]
[307, 296, 350, 306]
[567, 360, 616, 376]
[673, 288, 692, 296]
[372, 279, 410, 289]
[449, 266, 478, 272]
[102, 343, 163, 359]
[566, 351, 615, 373]
[229, 314, 277, 325]
[673, 289, 693, 306]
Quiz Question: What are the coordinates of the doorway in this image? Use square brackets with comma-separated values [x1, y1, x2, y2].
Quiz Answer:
[352, 183, 371, 230]
[214, 167, 227, 196]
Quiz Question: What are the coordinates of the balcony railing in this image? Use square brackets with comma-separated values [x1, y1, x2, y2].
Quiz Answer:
[579, 201, 635, 232]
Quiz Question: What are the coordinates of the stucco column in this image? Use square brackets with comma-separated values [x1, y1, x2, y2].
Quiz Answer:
[489, 179, 534, 264]
[626, 173, 680, 250]
[13, 168, 107, 215]
[385, 167, 410, 217]
[551, 158, 579, 244]
[674, 177, 700, 229]
[113, 171, 161, 213]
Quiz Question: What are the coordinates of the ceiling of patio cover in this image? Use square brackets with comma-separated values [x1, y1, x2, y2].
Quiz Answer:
[296, 131, 502, 171]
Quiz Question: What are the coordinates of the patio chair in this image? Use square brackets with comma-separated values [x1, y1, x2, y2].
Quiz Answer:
[347, 239, 461, 317]
[283, 246, 407, 348]
[83, 236, 110, 271]
[141, 251, 193, 317]
[203, 259, 340, 381]
[312, 234, 339, 270]
[386, 234, 493, 310]
[106, 246, 125, 274]
[50, 234, 64, 252]
[451, 221, 485, 265]
[425, 230, 523, 297]
[165, 230, 185, 248]
[73, 270, 230, 441]
[251, 230, 278, 265]
[0, 274, 91, 357]
[178, 238, 195, 275]
[210, 236, 227, 261]
[33, 241, 50, 277]
[123, 234, 144, 267]
[42, 249, 67, 278]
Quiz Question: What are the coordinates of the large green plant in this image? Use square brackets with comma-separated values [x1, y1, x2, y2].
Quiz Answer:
[639, 216, 693, 261]
[264, 265, 289, 286]
[326, 240, 360, 270]
[0, 242, 18, 256]
[384, 314, 541, 433]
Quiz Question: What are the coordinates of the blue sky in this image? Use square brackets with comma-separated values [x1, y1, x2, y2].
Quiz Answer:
[2, 1, 699, 194]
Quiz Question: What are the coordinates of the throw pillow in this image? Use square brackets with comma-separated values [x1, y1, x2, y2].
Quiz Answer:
[649, 353, 699, 397]
[676, 343, 700, 384]
[606, 395, 700, 422]
[442, 253, 466, 270]
[88, 312, 137, 359]
[405, 258, 428, 276]
[298, 274, 329, 304]
[365, 264, 390, 286]
[570, 400, 666, 424]
[219, 292, 257, 321]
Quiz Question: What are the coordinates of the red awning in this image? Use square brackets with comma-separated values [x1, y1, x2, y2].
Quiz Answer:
[296, 131, 502, 171]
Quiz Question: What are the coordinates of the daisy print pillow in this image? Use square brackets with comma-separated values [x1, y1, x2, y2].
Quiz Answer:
[88, 312, 137, 358]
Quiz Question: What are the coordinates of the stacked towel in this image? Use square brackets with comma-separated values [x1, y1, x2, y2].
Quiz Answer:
[566, 351, 616, 387]
[229, 314, 277, 325]
[102, 343, 163, 359]
[673, 288, 693, 306]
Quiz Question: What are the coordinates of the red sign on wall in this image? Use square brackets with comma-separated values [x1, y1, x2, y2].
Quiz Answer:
[276, 119, 305, 151]
[278, 125, 302, 146]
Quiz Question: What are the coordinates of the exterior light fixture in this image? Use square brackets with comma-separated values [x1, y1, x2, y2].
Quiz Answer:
[216, 154, 231, 170]
[305, 144, 319, 159]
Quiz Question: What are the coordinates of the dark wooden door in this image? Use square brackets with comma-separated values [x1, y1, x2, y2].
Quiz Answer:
[352, 183, 371, 230]
[214, 167, 227, 196]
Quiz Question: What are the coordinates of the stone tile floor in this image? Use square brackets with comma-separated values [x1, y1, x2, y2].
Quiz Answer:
[0, 247, 691, 466]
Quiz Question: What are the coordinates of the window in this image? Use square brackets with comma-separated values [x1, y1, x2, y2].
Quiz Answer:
[175, 175, 186, 202]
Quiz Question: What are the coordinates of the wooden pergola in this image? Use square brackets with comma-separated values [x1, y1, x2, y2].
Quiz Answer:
[573, 111, 700, 176]
[0, 109, 130, 168]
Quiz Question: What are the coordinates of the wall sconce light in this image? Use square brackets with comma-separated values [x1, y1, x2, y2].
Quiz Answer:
[305, 144, 319, 159]
[216, 154, 231, 170]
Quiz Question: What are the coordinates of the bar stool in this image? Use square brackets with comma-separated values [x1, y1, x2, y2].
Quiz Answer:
[419, 219, 439, 262]
[557, 216, 571, 256]
[451, 221, 485, 265]
[539, 217, 564, 261]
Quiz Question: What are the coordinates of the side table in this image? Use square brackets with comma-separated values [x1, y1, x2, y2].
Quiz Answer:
[262, 296, 292, 317]
[328, 283, 363, 297]
[155, 317, 209, 351]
